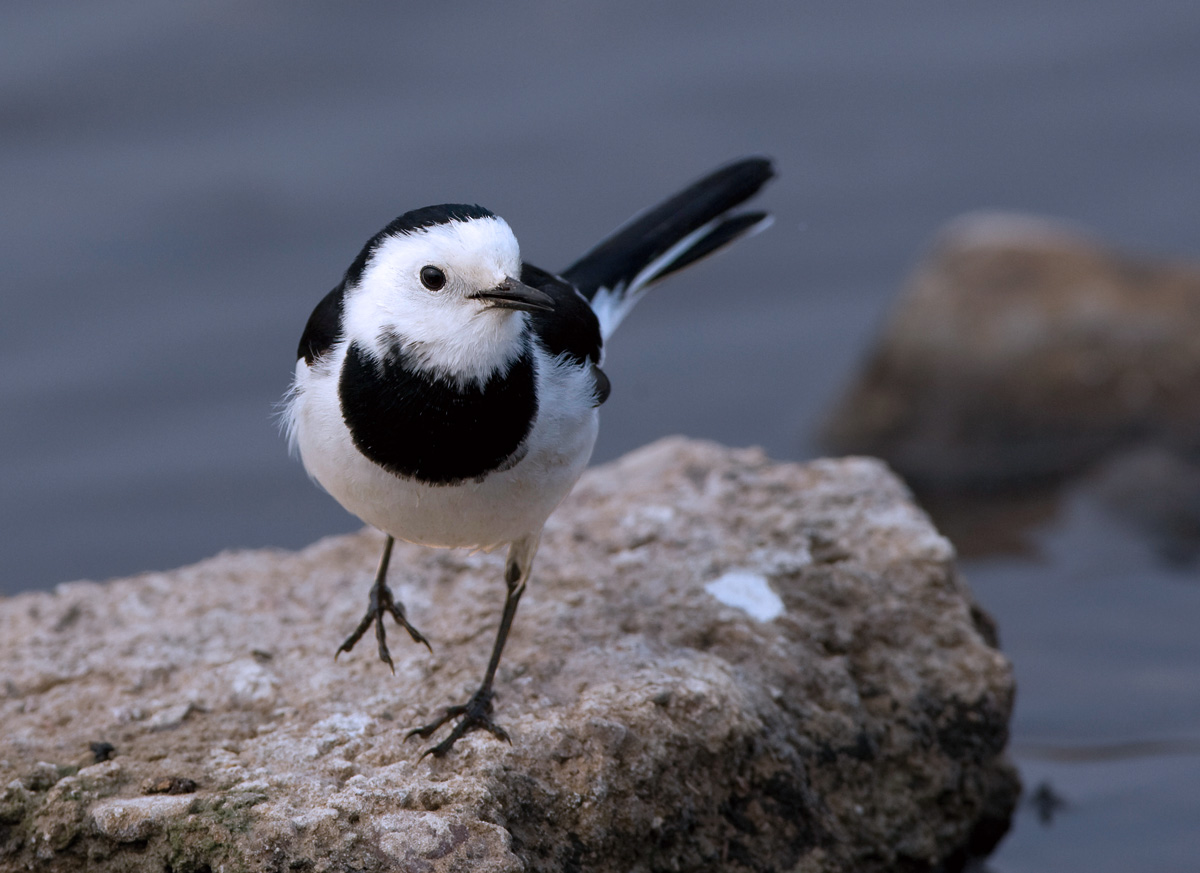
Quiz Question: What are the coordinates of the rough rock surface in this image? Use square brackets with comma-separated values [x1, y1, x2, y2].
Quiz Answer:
[1, 438, 1017, 872]
[824, 213, 1200, 489]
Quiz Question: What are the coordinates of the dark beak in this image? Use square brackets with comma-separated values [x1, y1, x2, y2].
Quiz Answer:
[470, 276, 555, 313]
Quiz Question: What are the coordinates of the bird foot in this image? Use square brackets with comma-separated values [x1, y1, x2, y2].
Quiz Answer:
[407, 687, 510, 758]
[336, 580, 430, 671]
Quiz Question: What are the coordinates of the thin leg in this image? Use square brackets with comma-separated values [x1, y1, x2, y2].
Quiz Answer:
[408, 534, 539, 758]
[336, 534, 431, 672]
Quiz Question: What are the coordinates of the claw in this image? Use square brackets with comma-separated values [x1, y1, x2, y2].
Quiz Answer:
[337, 575, 430, 670]
[407, 687, 510, 758]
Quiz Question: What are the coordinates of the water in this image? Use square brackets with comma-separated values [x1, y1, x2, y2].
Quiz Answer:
[4, 3, 1200, 868]
[967, 489, 1200, 870]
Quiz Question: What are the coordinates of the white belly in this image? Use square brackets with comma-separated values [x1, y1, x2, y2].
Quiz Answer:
[287, 347, 599, 550]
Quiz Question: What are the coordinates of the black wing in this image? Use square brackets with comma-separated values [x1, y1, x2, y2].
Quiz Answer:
[521, 263, 610, 406]
[297, 282, 347, 364]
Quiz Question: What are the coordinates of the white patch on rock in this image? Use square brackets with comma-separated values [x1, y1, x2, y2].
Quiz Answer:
[704, 571, 784, 622]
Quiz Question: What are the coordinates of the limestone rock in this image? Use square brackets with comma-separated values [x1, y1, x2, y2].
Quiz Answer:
[0, 438, 1017, 872]
[824, 213, 1200, 489]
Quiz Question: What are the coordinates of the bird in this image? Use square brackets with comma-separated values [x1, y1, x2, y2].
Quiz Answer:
[284, 157, 774, 757]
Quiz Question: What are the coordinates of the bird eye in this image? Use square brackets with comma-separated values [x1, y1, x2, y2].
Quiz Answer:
[419, 265, 447, 291]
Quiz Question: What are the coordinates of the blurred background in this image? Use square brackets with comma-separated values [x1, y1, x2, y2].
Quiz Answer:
[3, 2, 1199, 869]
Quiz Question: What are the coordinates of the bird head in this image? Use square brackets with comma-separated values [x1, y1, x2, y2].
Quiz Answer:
[340, 205, 553, 385]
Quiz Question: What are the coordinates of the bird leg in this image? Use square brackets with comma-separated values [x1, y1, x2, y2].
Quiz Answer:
[408, 534, 538, 758]
[336, 534, 430, 671]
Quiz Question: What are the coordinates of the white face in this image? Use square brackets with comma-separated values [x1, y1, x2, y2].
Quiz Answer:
[341, 215, 528, 384]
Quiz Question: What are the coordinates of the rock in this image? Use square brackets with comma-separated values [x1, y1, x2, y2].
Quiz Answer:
[1084, 445, 1200, 567]
[824, 213, 1200, 489]
[91, 794, 197, 843]
[0, 438, 1017, 872]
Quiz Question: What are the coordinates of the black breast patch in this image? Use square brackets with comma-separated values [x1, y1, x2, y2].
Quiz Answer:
[338, 340, 538, 485]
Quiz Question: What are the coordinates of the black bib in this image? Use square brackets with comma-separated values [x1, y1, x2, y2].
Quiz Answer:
[339, 340, 538, 485]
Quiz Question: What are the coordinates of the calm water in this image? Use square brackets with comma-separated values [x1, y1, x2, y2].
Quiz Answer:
[4, 3, 1200, 868]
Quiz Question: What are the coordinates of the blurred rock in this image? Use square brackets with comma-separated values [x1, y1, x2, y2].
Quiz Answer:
[912, 486, 1061, 561]
[0, 438, 1016, 872]
[1085, 445, 1200, 567]
[824, 213, 1200, 490]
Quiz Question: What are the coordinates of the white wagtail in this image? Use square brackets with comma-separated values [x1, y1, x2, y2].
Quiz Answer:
[284, 157, 774, 756]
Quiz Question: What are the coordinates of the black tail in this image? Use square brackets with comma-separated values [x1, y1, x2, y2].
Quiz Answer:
[561, 157, 774, 338]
